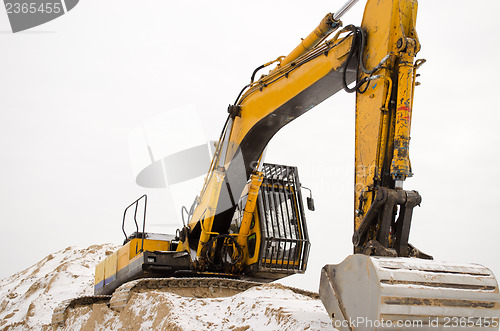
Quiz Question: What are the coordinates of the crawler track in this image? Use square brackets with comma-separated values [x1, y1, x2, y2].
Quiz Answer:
[52, 295, 111, 326]
[52, 277, 319, 327]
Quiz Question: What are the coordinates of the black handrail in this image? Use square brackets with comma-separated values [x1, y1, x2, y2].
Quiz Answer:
[122, 194, 148, 252]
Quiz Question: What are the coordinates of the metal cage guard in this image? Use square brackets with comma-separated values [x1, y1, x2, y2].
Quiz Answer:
[257, 163, 310, 273]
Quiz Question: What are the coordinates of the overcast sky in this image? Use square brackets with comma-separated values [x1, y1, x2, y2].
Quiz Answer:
[0, 0, 499, 292]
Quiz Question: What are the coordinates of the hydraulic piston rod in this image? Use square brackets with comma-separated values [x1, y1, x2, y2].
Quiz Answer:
[333, 0, 361, 20]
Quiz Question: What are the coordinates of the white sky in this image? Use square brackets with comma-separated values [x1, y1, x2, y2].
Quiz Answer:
[0, 0, 499, 292]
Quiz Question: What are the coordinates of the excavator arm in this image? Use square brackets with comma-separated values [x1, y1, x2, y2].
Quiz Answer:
[352, 0, 427, 258]
[181, 17, 359, 268]
[183, 0, 424, 269]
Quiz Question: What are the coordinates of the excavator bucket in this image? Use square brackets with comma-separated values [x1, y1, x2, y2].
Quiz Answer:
[320, 255, 500, 330]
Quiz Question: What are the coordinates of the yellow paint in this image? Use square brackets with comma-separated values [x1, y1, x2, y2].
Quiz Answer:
[245, 209, 262, 266]
[117, 242, 130, 272]
[263, 259, 300, 266]
[278, 13, 340, 68]
[94, 259, 105, 286]
[391, 39, 417, 180]
[354, 0, 420, 231]
[176, 235, 190, 253]
[236, 172, 263, 248]
[104, 251, 118, 282]
[196, 168, 226, 258]
[127, 238, 170, 262]
[95, 237, 171, 287]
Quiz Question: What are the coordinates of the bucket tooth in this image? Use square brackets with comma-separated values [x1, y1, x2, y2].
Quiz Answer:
[319, 254, 500, 330]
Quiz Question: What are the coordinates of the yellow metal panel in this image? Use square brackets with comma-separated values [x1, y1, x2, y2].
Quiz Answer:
[129, 238, 141, 259]
[117, 242, 130, 272]
[94, 259, 105, 286]
[95, 238, 171, 289]
[128, 238, 170, 261]
[142, 238, 170, 252]
[104, 251, 118, 281]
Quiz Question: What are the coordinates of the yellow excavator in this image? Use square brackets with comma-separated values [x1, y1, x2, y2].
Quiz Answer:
[53, 0, 500, 328]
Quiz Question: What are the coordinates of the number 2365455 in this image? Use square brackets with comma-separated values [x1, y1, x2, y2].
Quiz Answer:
[5, 2, 62, 14]
[443, 317, 499, 328]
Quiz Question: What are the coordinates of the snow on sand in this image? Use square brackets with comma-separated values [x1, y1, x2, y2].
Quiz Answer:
[0, 244, 335, 330]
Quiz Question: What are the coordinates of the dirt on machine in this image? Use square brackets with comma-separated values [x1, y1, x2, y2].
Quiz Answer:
[54, 0, 500, 329]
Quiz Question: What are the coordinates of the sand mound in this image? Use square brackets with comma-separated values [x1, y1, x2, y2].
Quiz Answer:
[0, 244, 118, 330]
[0, 244, 335, 331]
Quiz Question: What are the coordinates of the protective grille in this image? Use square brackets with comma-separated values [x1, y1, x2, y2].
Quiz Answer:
[257, 163, 310, 273]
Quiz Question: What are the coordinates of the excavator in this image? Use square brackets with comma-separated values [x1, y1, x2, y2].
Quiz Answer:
[53, 0, 500, 329]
